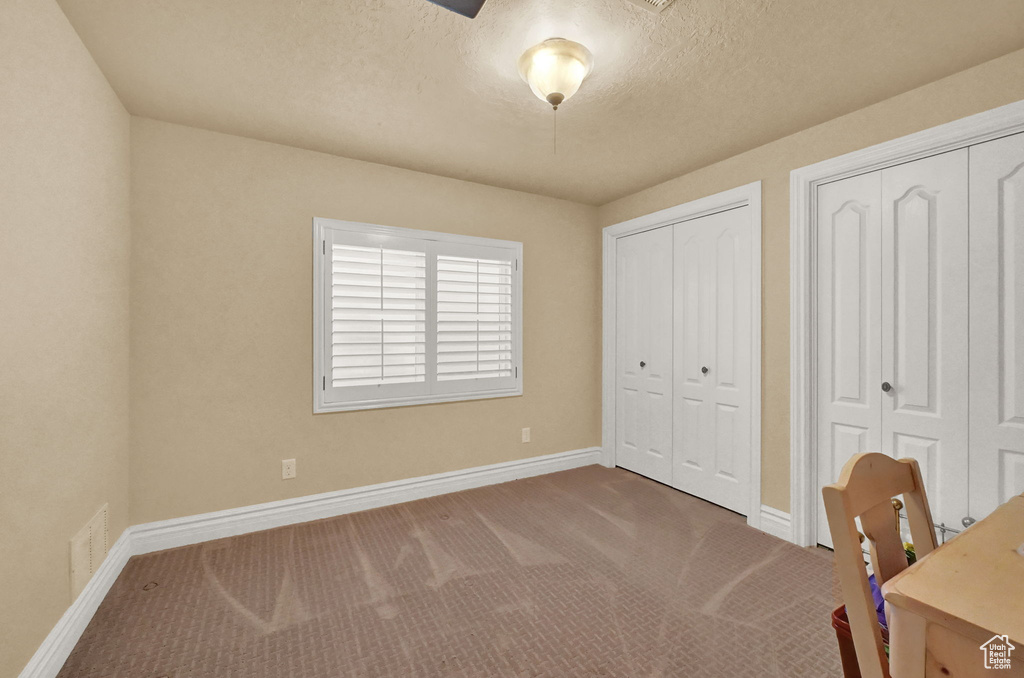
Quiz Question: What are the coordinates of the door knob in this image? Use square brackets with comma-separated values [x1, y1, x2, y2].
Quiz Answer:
[881, 381, 892, 393]
[640, 361, 646, 368]
[962, 516, 976, 529]
[701, 366, 709, 375]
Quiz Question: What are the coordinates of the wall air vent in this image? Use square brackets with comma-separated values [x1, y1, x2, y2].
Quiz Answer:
[70, 503, 109, 599]
[624, 0, 677, 13]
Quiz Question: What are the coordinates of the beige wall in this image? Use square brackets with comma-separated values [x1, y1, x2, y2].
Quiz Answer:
[5, 10, 1024, 672]
[598, 47, 1024, 512]
[0, 1, 131, 676]
[128, 118, 601, 525]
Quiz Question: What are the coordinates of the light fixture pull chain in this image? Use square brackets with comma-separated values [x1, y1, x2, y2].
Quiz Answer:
[553, 106, 557, 155]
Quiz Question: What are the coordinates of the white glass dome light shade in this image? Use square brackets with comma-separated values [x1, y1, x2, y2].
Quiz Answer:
[518, 38, 593, 110]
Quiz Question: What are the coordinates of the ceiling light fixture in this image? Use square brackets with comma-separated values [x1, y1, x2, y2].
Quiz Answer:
[518, 38, 593, 111]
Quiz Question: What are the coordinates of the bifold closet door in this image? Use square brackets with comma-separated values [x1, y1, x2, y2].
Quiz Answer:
[814, 149, 970, 547]
[815, 172, 884, 548]
[969, 132, 1024, 521]
[672, 206, 753, 514]
[615, 226, 673, 485]
[879, 149, 969, 535]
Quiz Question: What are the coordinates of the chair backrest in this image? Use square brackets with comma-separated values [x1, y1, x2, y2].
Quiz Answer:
[822, 453, 939, 678]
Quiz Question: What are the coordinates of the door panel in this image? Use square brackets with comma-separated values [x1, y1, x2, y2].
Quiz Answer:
[674, 226, 707, 478]
[880, 149, 969, 535]
[969, 132, 1024, 520]
[715, 232, 738, 388]
[673, 206, 752, 514]
[890, 188, 939, 414]
[616, 226, 673, 484]
[816, 172, 883, 547]
[715, 404, 739, 478]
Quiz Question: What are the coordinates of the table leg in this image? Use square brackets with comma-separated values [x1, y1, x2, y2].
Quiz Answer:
[888, 605, 927, 678]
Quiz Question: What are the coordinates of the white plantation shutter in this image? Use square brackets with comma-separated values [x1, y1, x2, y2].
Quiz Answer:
[315, 219, 521, 412]
[323, 230, 429, 403]
[436, 246, 516, 392]
[330, 244, 426, 386]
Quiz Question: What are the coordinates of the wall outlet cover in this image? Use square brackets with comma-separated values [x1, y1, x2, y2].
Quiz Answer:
[282, 458, 297, 479]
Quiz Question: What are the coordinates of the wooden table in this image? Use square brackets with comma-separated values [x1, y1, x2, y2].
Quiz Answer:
[883, 494, 1024, 677]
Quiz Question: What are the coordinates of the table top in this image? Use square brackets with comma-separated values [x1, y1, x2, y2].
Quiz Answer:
[883, 494, 1024, 645]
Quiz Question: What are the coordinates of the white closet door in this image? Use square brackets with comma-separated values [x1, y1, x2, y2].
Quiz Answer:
[969, 132, 1024, 521]
[880, 149, 970, 535]
[815, 172, 884, 547]
[672, 207, 752, 514]
[616, 226, 673, 484]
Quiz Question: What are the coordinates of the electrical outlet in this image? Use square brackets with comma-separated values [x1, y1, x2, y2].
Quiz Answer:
[521, 427, 531, 443]
[282, 458, 296, 479]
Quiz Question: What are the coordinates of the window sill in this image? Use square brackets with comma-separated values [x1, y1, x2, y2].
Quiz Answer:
[314, 386, 523, 413]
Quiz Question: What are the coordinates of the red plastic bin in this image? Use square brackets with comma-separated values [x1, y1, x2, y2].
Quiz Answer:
[831, 605, 890, 678]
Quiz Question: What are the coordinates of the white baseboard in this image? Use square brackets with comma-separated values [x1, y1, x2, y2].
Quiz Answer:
[757, 505, 794, 543]
[130, 447, 603, 555]
[19, 447, 602, 678]
[18, 529, 132, 678]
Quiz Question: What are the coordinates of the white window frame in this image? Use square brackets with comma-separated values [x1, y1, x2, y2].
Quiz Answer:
[313, 217, 523, 413]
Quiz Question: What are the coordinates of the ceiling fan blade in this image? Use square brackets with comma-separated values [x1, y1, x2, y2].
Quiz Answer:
[425, 0, 486, 18]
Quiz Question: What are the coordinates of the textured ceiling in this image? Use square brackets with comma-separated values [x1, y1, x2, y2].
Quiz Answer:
[58, 0, 1024, 204]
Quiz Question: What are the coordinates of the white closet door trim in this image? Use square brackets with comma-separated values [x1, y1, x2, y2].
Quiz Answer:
[790, 97, 1024, 547]
[602, 181, 763, 530]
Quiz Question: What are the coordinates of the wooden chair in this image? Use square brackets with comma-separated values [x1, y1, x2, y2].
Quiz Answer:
[822, 453, 939, 678]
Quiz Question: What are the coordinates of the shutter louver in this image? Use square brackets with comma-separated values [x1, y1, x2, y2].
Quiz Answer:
[436, 254, 514, 381]
[331, 244, 426, 388]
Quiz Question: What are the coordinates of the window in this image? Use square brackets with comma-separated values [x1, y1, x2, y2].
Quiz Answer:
[313, 218, 522, 412]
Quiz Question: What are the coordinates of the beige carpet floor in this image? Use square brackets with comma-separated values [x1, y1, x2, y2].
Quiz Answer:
[59, 465, 842, 677]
